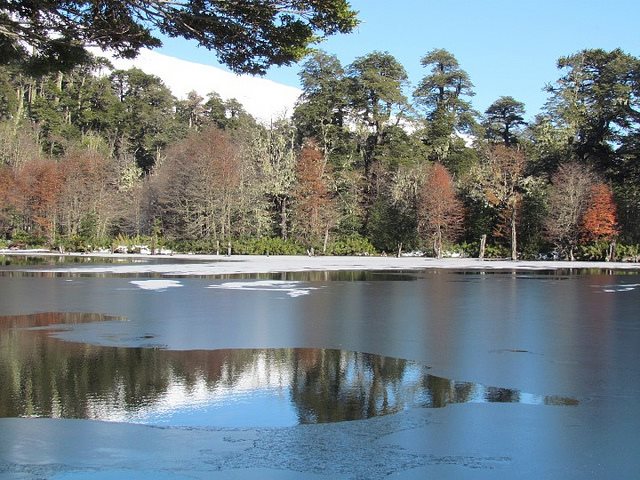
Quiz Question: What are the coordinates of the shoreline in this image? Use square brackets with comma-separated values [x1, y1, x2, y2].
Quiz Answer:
[2, 250, 640, 275]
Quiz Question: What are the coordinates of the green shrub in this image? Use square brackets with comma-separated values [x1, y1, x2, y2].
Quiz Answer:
[9, 230, 47, 249]
[577, 242, 610, 261]
[454, 242, 477, 258]
[483, 243, 510, 259]
[326, 235, 377, 256]
[232, 237, 306, 255]
[453, 241, 509, 259]
[164, 238, 218, 254]
[438, 243, 468, 258]
[58, 236, 89, 253]
[616, 243, 640, 262]
[574, 241, 640, 262]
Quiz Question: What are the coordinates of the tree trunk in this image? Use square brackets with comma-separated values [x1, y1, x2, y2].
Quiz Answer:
[323, 227, 329, 255]
[14, 85, 24, 125]
[511, 207, 517, 261]
[607, 241, 616, 262]
[54, 71, 63, 106]
[280, 196, 288, 240]
[479, 234, 487, 260]
[435, 229, 443, 259]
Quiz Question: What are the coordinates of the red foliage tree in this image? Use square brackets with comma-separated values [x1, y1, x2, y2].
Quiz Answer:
[0, 166, 18, 237]
[291, 142, 336, 252]
[417, 163, 464, 258]
[16, 160, 63, 243]
[581, 183, 619, 242]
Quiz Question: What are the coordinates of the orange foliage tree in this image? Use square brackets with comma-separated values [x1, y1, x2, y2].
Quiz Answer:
[581, 183, 619, 242]
[291, 142, 336, 252]
[151, 127, 242, 241]
[0, 166, 17, 237]
[15, 160, 63, 244]
[417, 163, 464, 258]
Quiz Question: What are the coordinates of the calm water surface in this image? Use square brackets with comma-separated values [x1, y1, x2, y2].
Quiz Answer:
[0, 259, 639, 477]
[0, 264, 636, 425]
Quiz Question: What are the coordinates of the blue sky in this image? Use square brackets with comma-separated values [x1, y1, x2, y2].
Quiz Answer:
[158, 0, 640, 120]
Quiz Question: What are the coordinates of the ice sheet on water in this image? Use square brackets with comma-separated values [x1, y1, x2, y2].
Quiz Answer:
[130, 280, 183, 291]
[601, 283, 640, 293]
[207, 280, 316, 298]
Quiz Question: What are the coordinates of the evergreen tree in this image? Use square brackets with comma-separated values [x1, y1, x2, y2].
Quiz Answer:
[545, 48, 640, 171]
[109, 68, 179, 171]
[484, 96, 527, 146]
[414, 49, 476, 165]
[345, 51, 410, 233]
[1, 1, 358, 74]
[293, 51, 349, 158]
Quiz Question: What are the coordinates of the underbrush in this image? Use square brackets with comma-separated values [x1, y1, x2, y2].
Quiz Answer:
[3, 231, 639, 262]
[325, 235, 377, 256]
[577, 241, 640, 262]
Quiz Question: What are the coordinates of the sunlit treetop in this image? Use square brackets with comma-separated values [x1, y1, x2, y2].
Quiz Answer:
[0, 0, 359, 74]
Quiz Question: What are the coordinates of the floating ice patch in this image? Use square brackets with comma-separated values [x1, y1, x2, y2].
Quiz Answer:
[601, 283, 640, 293]
[130, 280, 183, 291]
[207, 280, 315, 298]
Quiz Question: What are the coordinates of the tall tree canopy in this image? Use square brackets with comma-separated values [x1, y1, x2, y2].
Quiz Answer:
[109, 68, 179, 171]
[0, 0, 359, 74]
[414, 49, 475, 123]
[345, 51, 409, 231]
[545, 48, 640, 169]
[413, 48, 475, 164]
[484, 96, 526, 146]
[293, 51, 348, 157]
[347, 51, 409, 143]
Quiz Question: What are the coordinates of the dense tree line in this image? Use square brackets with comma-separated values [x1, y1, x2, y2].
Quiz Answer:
[0, 47, 639, 260]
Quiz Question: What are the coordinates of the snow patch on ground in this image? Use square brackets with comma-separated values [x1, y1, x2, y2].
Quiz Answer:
[0, 248, 50, 253]
[130, 280, 183, 291]
[4, 253, 640, 276]
[207, 280, 316, 298]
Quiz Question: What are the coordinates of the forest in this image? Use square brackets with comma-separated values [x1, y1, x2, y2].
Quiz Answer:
[0, 47, 639, 260]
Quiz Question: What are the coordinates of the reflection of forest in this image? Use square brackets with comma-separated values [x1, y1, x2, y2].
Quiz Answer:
[290, 349, 418, 422]
[0, 312, 577, 425]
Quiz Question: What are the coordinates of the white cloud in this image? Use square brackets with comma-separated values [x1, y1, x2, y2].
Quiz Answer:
[91, 48, 302, 123]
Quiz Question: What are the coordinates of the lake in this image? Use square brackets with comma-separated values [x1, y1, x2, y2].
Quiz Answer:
[0, 256, 639, 479]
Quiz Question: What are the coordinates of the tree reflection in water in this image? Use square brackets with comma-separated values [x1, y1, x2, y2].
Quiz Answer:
[0, 312, 578, 427]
